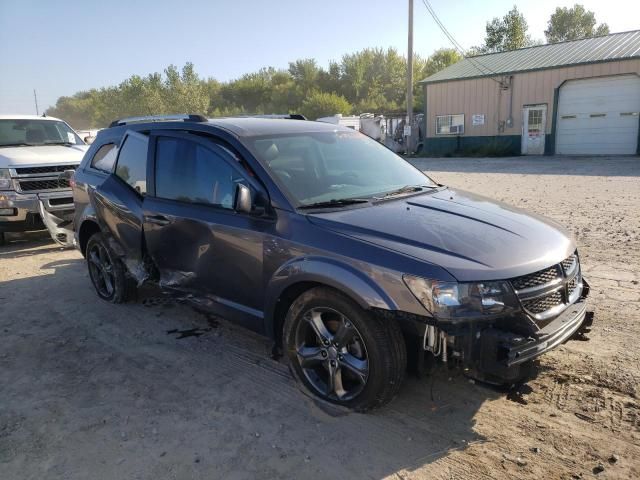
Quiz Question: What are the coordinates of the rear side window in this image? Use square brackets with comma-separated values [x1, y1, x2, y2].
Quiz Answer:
[115, 133, 148, 195]
[91, 143, 118, 172]
[155, 136, 245, 208]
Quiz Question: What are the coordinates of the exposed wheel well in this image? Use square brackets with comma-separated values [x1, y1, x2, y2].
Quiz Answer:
[78, 220, 101, 257]
[272, 281, 323, 343]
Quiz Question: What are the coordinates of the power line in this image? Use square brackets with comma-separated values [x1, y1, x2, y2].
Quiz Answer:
[421, 0, 504, 84]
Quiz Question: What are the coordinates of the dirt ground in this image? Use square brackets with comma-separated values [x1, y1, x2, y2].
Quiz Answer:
[1, 156, 638, 480]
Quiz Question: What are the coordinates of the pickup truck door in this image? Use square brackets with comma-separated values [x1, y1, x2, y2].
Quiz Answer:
[93, 131, 149, 265]
[142, 131, 271, 332]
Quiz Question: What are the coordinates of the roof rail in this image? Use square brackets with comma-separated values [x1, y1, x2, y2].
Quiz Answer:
[109, 114, 208, 128]
[242, 114, 307, 120]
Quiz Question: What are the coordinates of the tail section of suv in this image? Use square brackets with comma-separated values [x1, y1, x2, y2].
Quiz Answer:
[72, 114, 590, 410]
[0, 115, 87, 245]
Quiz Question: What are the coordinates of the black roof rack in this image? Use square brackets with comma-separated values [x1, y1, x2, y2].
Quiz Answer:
[239, 114, 307, 121]
[109, 114, 208, 128]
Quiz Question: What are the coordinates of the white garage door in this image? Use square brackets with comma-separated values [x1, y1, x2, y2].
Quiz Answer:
[556, 74, 640, 155]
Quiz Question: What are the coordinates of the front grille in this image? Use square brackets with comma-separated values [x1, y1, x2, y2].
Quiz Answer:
[15, 165, 77, 175]
[521, 291, 563, 314]
[568, 276, 578, 297]
[18, 178, 70, 191]
[510, 251, 581, 321]
[562, 254, 577, 273]
[511, 266, 560, 290]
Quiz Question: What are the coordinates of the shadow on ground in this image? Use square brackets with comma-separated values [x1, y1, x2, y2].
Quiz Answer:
[0, 242, 502, 479]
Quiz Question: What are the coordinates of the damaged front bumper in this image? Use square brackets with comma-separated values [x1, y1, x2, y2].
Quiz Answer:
[0, 189, 75, 246]
[397, 279, 592, 384]
[37, 196, 75, 247]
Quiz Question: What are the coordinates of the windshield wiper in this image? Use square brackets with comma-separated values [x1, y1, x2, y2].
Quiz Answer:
[44, 141, 74, 146]
[298, 198, 370, 210]
[375, 184, 436, 199]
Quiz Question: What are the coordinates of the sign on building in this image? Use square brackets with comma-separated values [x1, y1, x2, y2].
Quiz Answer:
[472, 114, 485, 126]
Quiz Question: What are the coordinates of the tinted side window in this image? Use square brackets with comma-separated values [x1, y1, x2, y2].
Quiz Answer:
[91, 143, 118, 172]
[115, 133, 148, 195]
[155, 137, 245, 208]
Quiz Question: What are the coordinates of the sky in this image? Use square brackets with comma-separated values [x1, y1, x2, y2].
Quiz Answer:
[1, 0, 638, 114]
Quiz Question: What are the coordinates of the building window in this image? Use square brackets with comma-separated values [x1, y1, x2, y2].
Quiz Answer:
[436, 114, 464, 135]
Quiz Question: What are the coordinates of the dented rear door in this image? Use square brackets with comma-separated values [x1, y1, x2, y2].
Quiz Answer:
[93, 131, 149, 263]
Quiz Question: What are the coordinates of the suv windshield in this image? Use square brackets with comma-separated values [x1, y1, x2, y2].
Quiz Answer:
[249, 130, 436, 206]
[0, 119, 83, 147]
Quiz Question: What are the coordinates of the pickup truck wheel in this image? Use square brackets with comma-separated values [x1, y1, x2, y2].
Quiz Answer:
[86, 233, 133, 303]
[283, 287, 406, 411]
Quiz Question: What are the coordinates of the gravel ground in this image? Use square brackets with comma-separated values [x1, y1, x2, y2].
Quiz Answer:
[1, 155, 638, 479]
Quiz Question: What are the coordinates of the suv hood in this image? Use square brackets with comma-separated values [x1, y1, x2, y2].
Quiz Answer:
[307, 188, 575, 282]
[0, 145, 88, 167]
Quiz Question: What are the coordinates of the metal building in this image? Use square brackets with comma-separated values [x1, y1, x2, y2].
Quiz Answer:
[420, 30, 640, 156]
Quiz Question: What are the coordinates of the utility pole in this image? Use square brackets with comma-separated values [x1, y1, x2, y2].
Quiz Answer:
[405, 0, 414, 154]
[33, 89, 39, 116]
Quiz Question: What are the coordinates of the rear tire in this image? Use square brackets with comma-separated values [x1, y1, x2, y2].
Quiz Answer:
[283, 286, 406, 411]
[86, 233, 134, 303]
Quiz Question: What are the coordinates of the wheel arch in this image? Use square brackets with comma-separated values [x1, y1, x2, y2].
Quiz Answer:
[78, 219, 102, 257]
[264, 256, 398, 343]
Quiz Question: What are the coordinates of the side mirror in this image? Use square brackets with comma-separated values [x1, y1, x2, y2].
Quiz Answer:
[234, 184, 252, 214]
[84, 136, 95, 144]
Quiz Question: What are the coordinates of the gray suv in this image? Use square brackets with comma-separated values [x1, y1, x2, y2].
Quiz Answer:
[72, 114, 590, 411]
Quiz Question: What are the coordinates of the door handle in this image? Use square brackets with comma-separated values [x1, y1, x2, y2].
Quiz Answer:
[145, 214, 172, 226]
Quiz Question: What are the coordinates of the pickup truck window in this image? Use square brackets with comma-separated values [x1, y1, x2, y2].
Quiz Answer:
[115, 132, 148, 195]
[155, 136, 245, 209]
[91, 143, 118, 172]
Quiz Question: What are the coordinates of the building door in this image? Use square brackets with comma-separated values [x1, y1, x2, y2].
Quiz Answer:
[521, 105, 546, 155]
[556, 75, 640, 155]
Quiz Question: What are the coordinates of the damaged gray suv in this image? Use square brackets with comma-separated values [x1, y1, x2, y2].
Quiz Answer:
[73, 114, 590, 411]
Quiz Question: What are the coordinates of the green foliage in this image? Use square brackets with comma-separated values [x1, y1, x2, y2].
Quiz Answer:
[421, 48, 463, 77]
[545, 4, 610, 43]
[480, 6, 535, 53]
[300, 91, 352, 119]
[46, 47, 462, 129]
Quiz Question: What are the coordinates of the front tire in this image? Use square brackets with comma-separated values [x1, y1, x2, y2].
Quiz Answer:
[86, 233, 134, 303]
[283, 287, 406, 411]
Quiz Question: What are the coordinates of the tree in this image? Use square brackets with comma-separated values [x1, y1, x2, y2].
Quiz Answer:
[46, 45, 467, 128]
[421, 48, 462, 78]
[481, 6, 534, 53]
[300, 91, 352, 120]
[545, 4, 609, 43]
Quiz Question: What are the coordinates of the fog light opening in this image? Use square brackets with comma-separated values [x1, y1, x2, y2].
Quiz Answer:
[0, 208, 17, 216]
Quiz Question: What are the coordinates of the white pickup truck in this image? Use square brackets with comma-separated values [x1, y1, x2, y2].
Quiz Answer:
[0, 115, 88, 245]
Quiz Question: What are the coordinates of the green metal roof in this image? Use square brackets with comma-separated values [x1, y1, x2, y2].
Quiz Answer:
[421, 30, 640, 84]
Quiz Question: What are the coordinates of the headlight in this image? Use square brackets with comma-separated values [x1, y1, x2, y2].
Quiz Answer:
[0, 169, 12, 191]
[403, 275, 518, 320]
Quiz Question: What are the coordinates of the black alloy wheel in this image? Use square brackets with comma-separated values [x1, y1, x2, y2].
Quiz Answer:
[86, 233, 133, 303]
[295, 306, 369, 401]
[88, 241, 116, 299]
[284, 287, 406, 411]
